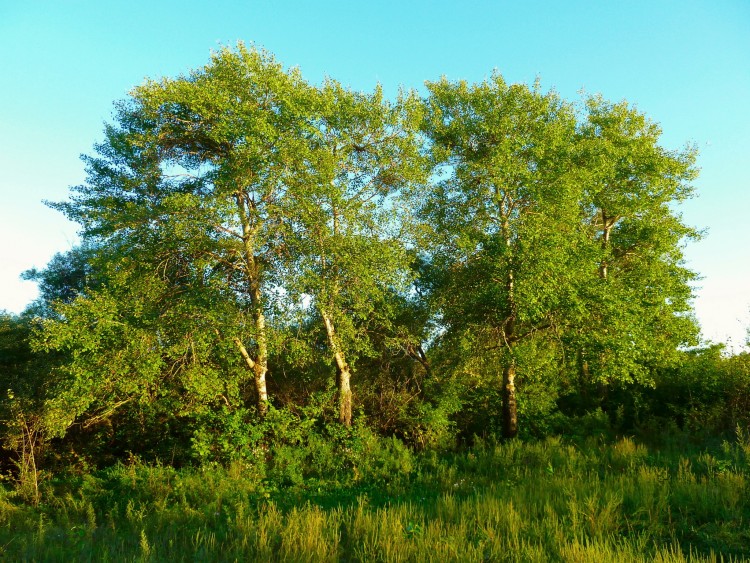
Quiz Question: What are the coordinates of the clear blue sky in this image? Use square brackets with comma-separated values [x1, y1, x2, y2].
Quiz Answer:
[1, 0, 748, 350]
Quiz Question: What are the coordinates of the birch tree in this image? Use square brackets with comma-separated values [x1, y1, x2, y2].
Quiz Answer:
[570, 96, 700, 383]
[420, 75, 584, 438]
[287, 81, 425, 426]
[48, 44, 312, 417]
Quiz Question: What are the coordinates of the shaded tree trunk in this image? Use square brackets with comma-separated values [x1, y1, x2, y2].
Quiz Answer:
[502, 361, 518, 439]
[500, 209, 519, 439]
[406, 343, 432, 398]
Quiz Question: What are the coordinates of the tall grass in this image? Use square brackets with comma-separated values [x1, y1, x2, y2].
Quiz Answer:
[0, 436, 747, 561]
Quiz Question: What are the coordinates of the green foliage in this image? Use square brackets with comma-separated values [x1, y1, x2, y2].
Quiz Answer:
[0, 313, 61, 502]
[187, 396, 418, 490]
[4, 43, 727, 515]
[420, 75, 584, 334]
[10, 42, 750, 563]
[565, 95, 700, 384]
[190, 406, 266, 467]
[416, 76, 699, 438]
[0, 438, 746, 560]
[21, 244, 97, 319]
[639, 347, 750, 440]
[550, 346, 750, 446]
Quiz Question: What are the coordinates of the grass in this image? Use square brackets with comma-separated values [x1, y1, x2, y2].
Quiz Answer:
[0, 436, 748, 561]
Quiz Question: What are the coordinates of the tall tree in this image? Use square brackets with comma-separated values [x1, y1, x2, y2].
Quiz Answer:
[286, 81, 425, 426]
[569, 96, 700, 384]
[420, 75, 584, 438]
[49, 44, 313, 417]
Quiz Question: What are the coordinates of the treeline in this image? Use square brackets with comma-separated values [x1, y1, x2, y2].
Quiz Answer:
[1, 44, 747, 489]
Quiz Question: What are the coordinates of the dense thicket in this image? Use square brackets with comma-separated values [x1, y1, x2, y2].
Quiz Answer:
[3, 44, 745, 488]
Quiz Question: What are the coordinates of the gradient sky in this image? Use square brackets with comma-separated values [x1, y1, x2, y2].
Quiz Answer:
[1, 0, 748, 350]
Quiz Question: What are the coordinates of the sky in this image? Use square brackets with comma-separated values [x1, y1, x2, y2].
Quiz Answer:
[1, 0, 748, 351]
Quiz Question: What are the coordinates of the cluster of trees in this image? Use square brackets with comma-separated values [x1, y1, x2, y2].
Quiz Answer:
[2, 44, 715, 473]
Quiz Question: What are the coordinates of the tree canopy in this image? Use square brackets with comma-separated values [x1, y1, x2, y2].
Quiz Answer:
[5, 44, 702, 465]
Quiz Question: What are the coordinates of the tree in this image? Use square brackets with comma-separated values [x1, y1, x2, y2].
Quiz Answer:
[28, 45, 702, 450]
[48, 44, 314, 418]
[39, 44, 426, 438]
[0, 312, 66, 501]
[21, 244, 96, 319]
[419, 77, 700, 438]
[568, 95, 700, 385]
[420, 75, 585, 438]
[284, 80, 425, 426]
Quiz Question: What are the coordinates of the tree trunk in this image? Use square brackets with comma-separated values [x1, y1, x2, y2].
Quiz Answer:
[502, 362, 518, 439]
[233, 334, 268, 417]
[498, 205, 519, 439]
[251, 306, 269, 417]
[338, 364, 352, 427]
[407, 343, 432, 397]
[321, 309, 353, 426]
[599, 210, 613, 280]
[236, 192, 269, 417]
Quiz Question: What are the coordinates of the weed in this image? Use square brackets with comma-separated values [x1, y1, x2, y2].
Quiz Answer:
[0, 437, 748, 560]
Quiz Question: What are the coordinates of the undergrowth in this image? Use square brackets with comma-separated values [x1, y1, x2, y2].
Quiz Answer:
[0, 435, 748, 561]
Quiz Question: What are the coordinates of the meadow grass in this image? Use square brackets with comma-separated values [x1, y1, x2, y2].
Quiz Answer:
[0, 436, 747, 561]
